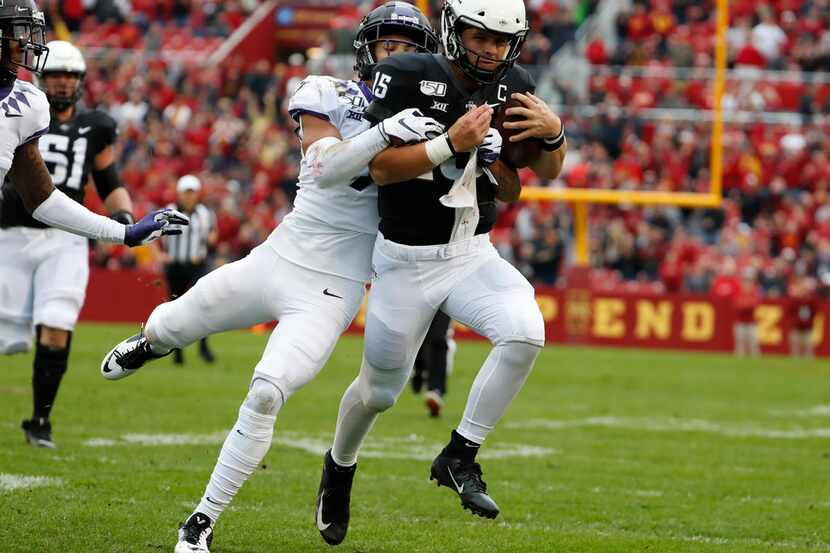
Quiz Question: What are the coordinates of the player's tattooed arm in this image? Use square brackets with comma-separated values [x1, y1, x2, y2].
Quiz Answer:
[489, 159, 521, 203]
[8, 140, 56, 212]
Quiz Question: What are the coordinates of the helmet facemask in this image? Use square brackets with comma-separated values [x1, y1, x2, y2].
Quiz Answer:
[42, 70, 85, 111]
[0, 14, 49, 76]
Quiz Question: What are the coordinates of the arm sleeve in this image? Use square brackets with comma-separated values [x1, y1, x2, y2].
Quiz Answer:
[92, 163, 124, 199]
[95, 112, 120, 152]
[303, 127, 388, 188]
[31, 188, 126, 243]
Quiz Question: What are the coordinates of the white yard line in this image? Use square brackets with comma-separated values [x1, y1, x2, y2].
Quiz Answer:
[83, 432, 556, 460]
[506, 416, 830, 439]
[0, 473, 63, 493]
[769, 405, 830, 418]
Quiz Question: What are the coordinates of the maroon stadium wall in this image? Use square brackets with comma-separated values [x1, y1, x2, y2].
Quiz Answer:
[80, 269, 830, 357]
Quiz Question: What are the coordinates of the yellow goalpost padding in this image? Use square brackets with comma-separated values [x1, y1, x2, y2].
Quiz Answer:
[521, 0, 728, 264]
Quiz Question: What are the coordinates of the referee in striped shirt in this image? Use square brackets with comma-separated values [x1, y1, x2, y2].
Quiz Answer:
[159, 175, 218, 364]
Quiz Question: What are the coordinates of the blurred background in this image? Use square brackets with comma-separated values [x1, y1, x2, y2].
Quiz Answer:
[26, 0, 830, 356]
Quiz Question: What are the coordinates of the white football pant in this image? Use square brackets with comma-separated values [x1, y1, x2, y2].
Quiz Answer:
[0, 227, 88, 354]
[332, 233, 544, 465]
[145, 242, 366, 398]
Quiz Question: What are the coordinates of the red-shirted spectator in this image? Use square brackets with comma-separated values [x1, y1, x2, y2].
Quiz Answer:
[788, 277, 820, 358]
[734, 269, 761, 356]
[712, 259, 741, 299]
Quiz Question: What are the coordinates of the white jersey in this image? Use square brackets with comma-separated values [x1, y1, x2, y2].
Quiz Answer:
[267, 75, 378, 283]
[0, 80, 50, 185]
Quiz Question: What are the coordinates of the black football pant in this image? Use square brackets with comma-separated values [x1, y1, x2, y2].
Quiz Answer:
[413, 311, 451, 395]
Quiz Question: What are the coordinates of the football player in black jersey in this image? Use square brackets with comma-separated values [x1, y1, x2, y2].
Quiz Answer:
[1, 39, 138, 449]
[320, 0, 567, 532]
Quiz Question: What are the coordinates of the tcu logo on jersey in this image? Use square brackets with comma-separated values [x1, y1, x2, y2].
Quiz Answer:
[420, 80, 447, 97]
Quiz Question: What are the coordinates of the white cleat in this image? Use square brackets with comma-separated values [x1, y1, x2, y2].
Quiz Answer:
[174, 513, 213, 553]
[101, 331, 170, 380]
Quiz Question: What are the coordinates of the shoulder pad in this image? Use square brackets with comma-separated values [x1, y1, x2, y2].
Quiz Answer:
[375, 52, 433, 75]
[289, 75, 340, 123]
[6, 81, 50, 144]
[84, 108, 118, 130]
[506, 63, 536, 92]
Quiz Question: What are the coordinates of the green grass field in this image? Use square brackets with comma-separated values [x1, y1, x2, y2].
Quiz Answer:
[1, 323, 829, 553]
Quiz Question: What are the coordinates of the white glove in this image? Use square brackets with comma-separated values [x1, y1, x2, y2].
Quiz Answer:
[379, 108, 445, 146]
[476, 127, 502, 167]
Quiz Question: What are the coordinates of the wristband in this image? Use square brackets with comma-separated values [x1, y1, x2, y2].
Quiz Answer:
[110, 210, 135, 225]
[542, 125, 566, 152]
[425, 133, 454, 166]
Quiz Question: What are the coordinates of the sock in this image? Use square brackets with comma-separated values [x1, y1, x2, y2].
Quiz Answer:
[194, 405, 276, 522]
[331, 378, 379, 467]
[456, 341, 541, 444]
[32, 342, 69, 420]
[442, 429, 480, 465]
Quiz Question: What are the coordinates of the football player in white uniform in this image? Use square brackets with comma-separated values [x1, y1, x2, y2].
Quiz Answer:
[1, 2, 187, 441]
[2, 40, 139, 449]
[99, 3, 446, 552]
[317, 0, 567, 538]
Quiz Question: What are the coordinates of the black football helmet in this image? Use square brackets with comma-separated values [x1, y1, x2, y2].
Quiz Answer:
[354, 1, 439, 81]
[0, 0, 49, 83]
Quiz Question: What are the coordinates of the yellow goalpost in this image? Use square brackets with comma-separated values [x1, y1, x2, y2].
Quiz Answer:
[521, 0, 728, 264]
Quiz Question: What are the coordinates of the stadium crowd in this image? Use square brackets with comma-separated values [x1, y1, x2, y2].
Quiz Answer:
[36, 0, 829, 304]
[546, 0, 830, 301]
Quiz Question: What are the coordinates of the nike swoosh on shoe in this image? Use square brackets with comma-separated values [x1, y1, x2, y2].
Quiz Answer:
[317, 496, 332, 531]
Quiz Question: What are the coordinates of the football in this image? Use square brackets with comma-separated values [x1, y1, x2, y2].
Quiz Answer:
[493, 98, 544, 169]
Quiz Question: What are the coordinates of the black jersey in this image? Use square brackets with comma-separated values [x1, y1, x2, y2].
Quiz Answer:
[0, 107, 118, 229]
[364, 53, 535, 246]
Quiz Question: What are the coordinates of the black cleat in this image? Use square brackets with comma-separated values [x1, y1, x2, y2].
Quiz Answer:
[315, 449, 356, 546]
[22, 417, 56, 449]
[101, 330, 171, 380]
[430, 454, 500, 519]
[173, 348, 184, 365]
[175, 512, 213, 553]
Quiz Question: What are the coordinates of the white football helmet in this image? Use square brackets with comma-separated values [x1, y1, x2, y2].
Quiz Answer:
[38, 40, 86, 110]
[441, 0, 528, 84]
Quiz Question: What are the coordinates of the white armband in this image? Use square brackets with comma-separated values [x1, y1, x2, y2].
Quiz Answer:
[425, 133, 455, 166]
[305, 126, 388, 188]
[32, 188, 126, 243]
